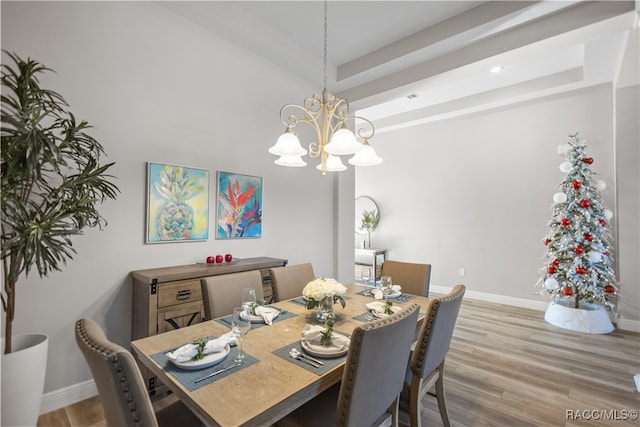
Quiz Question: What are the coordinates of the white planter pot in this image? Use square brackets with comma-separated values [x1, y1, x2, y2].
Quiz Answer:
[1, 334, 49, 427]
[544, 300, 614, 334]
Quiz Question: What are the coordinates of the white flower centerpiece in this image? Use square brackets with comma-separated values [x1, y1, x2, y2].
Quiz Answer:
[302, 278, 347, 322]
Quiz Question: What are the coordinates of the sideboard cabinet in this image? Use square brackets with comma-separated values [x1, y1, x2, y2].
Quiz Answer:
[131, 256, 287, 394]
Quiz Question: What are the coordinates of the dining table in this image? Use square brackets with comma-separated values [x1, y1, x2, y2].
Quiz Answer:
[131, 283, 432, 427]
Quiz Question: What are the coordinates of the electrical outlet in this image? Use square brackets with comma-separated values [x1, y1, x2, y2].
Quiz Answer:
[459, 268, 466, 276]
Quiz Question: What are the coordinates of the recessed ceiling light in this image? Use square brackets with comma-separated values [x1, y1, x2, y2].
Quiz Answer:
[490, 65, 504, 73]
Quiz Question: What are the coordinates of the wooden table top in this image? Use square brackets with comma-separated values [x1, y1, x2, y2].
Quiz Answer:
[131, 284, 431, 427]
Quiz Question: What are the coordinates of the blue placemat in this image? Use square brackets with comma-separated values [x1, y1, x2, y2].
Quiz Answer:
[272, 342, 347, 375]
[151, 341, 258, 391]
[290, 297, 308, 307]
[353, 312, 376, 322]
[215, 308, 296, 329]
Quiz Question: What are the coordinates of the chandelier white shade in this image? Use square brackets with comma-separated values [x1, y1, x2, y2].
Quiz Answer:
[323, 127, 360, 155]
[348, 140, 383, 166]
[268, 130, 307, 157]
[317, 154, 347, 172]
[268, 1, 381, 175]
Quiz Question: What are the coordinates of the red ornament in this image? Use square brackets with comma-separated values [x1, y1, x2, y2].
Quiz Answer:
[571, 181, 581, 190]
[547, 266, 556, 274]
[225, 253, 233, 262]
[580, 199, 590, 208]
[552, 259, 560, 266]
[544, 238, 552, 245]
[215, 255, 224, 263]
[561, 218, 571, 226]
[599, 219, 607, 226]
[206, 256, 215, 264]
[562, 287, 573, 296]
[583, 233, 593, 241]
[573, 246, 583, 254]
[604, 285, 614, 293]
[575, 266, 586, 274]
[583, 157, 593, 164]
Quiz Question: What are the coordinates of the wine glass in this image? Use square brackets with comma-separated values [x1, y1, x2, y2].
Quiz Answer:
[241, 288, 257, 311]
[360, 267, 371, 285]
[380, 276, 393, 299]
[231, 307, 251, 363]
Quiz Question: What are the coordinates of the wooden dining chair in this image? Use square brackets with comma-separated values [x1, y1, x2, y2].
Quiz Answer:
[401, 284, 466, 427]
[276, 303, 420, 427]
[201, 270, 264, 319]
[381, 260, 432, 296]
[270, 262, 315, 301]
[75, 318, 201, 427]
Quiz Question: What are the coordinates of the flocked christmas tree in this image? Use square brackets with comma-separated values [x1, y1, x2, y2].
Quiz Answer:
[537, 133, 617, 311]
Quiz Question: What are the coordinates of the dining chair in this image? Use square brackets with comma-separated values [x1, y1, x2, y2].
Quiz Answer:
[270, 262, 315, 301]
[276, 303, 420, 427]
[401, 284, 466, 427]
[381, 260, 432, 296]
[74, 318, 201, 427]
[201, 270, 264, 319]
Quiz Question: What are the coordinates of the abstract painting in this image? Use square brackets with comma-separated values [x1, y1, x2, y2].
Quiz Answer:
[146, 162, 210, 243]
[216, 171, 262, 239]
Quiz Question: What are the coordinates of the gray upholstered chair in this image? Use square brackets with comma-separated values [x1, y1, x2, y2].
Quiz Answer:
[270, 263, 315, 301]
[381, 260, 432, 296]
[276, 303, 420, 427]
[75, 318, 201, 427]
[201, 270, 263, 319]
[402, 284, 465, 427]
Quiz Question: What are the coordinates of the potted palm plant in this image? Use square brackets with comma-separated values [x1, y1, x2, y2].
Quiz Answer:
[1, 51, 119, 426]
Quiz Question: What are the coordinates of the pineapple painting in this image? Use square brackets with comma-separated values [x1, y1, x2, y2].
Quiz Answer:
[147, 163, 210, 242]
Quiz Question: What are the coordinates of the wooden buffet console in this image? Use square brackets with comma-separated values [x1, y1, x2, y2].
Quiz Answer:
[131, 256, 287, 394]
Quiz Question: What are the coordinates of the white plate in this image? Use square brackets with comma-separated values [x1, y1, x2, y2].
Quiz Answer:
[371, 306, 402, 318]
[240, 307, 280, 323]
[386, 290, 402, 298]
[169, 344, 230, 370]
[301, 337, 349, 358]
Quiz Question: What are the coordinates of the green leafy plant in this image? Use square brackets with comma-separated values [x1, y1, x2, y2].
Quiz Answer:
[320, 318, 334, 347]
[249, 299, 266, 315]
[1, 51, 119, 354]
[360, 208, 379, 247]
[190, 338, 210, 361]
[360, 209, 379, 233]
[384, 300, 394, 315]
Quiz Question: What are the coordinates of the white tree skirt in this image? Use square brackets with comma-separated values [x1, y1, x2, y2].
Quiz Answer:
[544, 300, 614, 334]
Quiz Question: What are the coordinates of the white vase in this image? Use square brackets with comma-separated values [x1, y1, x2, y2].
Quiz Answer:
[544, 300, 614, 334]
[1, 334, 49, 427]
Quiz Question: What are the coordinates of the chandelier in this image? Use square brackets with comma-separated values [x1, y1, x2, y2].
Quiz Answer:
[268, 1, 382, 175]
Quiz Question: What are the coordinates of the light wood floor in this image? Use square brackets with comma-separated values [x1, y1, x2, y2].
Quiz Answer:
[37, 297, 639, 427]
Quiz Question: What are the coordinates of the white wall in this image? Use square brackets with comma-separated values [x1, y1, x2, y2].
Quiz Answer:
[1, 1, 342, 398]
[357, 83, 639, 325]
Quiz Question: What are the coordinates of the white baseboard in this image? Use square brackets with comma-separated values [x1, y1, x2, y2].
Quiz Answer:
[40, 379, 97, 415]
[41, 287, 640, 414]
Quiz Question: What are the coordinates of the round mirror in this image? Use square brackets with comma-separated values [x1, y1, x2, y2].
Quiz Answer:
[355, 196, 380, 235]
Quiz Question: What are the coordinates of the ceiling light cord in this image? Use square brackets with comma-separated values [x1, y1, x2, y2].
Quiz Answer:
[323, 0, 328, 93]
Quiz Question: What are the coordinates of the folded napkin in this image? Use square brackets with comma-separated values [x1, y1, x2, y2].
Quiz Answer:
[373, 285, 402, 300]
[166, 332, 237, 363]
[301, 324, 350, 354]
[254, 306, 278, 325]
[366, 301, 401, 317]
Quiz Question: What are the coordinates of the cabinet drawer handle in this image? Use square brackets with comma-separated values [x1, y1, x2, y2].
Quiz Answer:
[176, 289, 192, 300]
